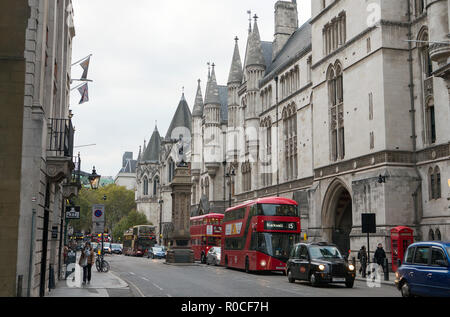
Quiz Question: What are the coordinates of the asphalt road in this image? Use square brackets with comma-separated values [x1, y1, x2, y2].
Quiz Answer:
[107, 254, 400, 298]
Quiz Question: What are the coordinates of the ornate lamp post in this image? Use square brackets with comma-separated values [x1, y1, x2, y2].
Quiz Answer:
[88, 166, 101, 190]
[225, 168, 236, 208]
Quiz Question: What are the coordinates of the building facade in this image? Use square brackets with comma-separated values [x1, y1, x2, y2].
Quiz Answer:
[189, 0, 450, 261]
[135, 95, 192, 244]
[115, 152, 137, 190]
[0, 0, 79, 296]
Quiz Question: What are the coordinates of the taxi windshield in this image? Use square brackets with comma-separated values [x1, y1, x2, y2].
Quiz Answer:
[309, 246, 343, 259]
[153, 247, 163, 252]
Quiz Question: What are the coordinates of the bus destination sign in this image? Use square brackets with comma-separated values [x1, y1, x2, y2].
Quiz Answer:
[264, 221, 297, 231]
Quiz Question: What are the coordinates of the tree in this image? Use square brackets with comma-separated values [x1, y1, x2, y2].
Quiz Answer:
[112, 210, 150, 242]
[70, 184, 137, 237]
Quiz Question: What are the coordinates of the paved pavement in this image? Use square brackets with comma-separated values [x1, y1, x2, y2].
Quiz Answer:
[47, 253, 134, 297]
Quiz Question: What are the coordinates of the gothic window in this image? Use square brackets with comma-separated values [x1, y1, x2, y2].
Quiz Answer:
[143, 177, 149, 196]
[323, 12, 346, 55]
[283, 103, 298, 181]
[328, 62, 345, 161]
[415, 0, 425, 17]
[428, 228, 435, 241]
[153, 176, 159, 196]
[242, 162, 252, 192]
[260, 117, 273, 187]
[205, 177, 210, 201]
[168, 158, 175, 183]
[429, 166, 442, 200]
[419, 30, 433, 79]
[435, 228, 442, 241]
[426, 98, 436, 144]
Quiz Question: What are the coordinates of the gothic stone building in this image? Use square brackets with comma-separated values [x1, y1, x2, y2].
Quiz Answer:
[135, 95, 192, 244]
[189, 0, 450, 260]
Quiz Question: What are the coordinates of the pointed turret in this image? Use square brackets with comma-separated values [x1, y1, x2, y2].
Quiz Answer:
[204, 63, 221, 106]
[142, 126, 161, 163]
[192, 79, 204, 117]
[246, 17, 266, 68]
[165, 93, 192, 140]
[228, 37, 244, 85]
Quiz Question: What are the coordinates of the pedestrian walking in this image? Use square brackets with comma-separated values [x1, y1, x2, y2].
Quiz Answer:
[357, 246, 368, 277]
[79, 241, 95, 285]
[374, 243, 387, 272]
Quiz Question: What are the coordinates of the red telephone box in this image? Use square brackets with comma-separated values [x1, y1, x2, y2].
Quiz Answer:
[390, 226, 414, 272]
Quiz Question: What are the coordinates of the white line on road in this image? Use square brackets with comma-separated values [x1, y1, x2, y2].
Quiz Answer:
[141, 277, 149, 282]
[152, 283, 163, 291]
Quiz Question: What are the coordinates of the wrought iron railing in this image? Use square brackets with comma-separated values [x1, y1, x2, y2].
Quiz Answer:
[48, 118, 74, 158]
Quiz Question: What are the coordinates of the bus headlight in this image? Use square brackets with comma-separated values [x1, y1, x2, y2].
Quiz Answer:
[348, 264, 355, 271]
[260, 260, 267, 267]
[318, 264, 325, 271]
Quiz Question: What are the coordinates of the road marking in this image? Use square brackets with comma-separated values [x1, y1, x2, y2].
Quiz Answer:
[141, 277, 149, 282]
[129, 272, 135, 275]
[152, 283, 163, 291]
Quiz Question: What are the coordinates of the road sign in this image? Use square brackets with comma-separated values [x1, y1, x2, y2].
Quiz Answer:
[65, 206, 80, 219]
[92, 204, 105, 223]
[93, 221, 105, 234]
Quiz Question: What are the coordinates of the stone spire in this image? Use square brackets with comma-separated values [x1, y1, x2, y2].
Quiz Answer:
[246, 16, 266, 68]
[142, 126, 161, 162]
[204, 63, 221, 105]
[165, 93, 192, 140]
[192, 79, 204, 117]
[228, 37, 244, 85]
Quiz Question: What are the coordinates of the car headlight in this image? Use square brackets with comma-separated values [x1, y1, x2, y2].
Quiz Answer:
[318, 264, 326, 271]
[348, 264, 355, 271]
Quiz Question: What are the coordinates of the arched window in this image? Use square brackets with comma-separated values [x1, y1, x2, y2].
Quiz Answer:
[168, 158, 175, 183]
[428, 228, 435, 241]
[283, 104, 298, 181]
[241, 162, 252, 192]
[153, 176, 159, 196]
[429, 166, 442, 200]
[328, 62, 345, 162]
[435, 228, 442, 241]
[426, 97, 436, 144]
[143, 176, 149, 196]
[418, 29, 433, 79]
[260, 117, 273, 187]
[415, 0, 425, 17]
[205, 177, 210, 201]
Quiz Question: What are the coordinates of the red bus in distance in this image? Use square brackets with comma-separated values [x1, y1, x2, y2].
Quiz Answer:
[190, 213, 224, 263]
[221, 197, 301, 272]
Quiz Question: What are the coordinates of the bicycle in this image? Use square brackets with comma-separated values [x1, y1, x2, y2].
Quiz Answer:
[95, 253, 110, 273]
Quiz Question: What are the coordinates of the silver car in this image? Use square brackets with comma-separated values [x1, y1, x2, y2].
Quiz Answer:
[206, 247, 221, 266]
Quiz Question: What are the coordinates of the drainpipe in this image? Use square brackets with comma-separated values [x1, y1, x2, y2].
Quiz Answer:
[275, 76, 280, 197]
[406, 1, 422, 233]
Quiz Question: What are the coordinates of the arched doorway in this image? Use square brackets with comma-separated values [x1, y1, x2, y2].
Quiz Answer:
[322, 180, 353, 254]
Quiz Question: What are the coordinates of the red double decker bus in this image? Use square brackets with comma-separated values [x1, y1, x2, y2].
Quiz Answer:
[221, 197, 300, 272]
[190, 213, 224, 263]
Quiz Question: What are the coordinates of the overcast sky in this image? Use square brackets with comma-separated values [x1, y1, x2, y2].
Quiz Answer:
[71, 0, 311, 178]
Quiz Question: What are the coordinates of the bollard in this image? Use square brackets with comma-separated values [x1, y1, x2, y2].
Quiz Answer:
[384, 258, 389, 281]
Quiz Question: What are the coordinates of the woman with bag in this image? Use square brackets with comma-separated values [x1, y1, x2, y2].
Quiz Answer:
[79, 242, 95, 285]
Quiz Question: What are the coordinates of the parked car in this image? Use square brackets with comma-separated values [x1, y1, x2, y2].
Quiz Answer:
[395, 241, 450, 297]
[148, 246, 167, 259]
[206, 247, 221, 266]
[103, 242, 112, 254]
[286, 242, 356, 288]
[111, 243, 122, 255]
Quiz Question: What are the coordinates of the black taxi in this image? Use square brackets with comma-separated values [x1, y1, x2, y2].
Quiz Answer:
[286, 242, 356, 288]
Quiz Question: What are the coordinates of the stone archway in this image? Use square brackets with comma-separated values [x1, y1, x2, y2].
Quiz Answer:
[322, 179, 353, 254]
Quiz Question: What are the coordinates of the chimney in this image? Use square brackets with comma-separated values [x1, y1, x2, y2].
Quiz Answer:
[273, 0, 298, 60]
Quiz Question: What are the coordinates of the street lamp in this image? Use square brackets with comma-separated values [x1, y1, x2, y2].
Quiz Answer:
[225, 168, 236, 208]
[88, 166, 101, 190]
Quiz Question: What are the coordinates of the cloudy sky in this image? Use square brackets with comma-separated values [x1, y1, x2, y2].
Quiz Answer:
[71, 0, 311, 178]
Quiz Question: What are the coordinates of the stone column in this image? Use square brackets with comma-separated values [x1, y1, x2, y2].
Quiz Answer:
[166, 165, 194, 264]
[428, 0, 450, 64]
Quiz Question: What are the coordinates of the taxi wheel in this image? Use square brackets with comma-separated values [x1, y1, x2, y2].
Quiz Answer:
[309, 273, 319, 287]
[345, 280, 354, 288]
[287, 270, 295, 283]
[401, 281, 412, 298]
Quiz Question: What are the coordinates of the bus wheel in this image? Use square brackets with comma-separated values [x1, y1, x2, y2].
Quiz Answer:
[225, 256, 229, 268]
[201, 253, 206, 264]
[245, 257, 250, 274]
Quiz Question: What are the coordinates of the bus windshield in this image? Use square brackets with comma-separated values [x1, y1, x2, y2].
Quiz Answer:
[253, 233, 297, 262]
[258, 204, 299, 217]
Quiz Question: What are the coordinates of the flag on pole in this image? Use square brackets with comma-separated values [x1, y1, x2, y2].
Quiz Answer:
[80, 56, 90, 80]
[78, 83, 89, 104]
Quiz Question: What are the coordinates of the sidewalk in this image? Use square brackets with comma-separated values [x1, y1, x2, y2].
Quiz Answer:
[47, 255, 133, 297]
[354, 272, 397, 287]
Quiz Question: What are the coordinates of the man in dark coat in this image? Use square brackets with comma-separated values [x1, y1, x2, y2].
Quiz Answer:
[374, 243, 387, 272]
[357, 246, 368, 277]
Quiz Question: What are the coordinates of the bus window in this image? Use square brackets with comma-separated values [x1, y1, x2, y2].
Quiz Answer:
[258, 204, 299, 217]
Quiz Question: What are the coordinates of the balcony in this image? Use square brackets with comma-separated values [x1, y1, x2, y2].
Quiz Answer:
[46, 118, 75, 183]
[62, 154, 82, 199]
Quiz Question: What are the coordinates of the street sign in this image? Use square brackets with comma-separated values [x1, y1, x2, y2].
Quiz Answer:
[65, 206, 81, 219]
[92, 204, 105, 223]
[92, 204, 105, 234]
